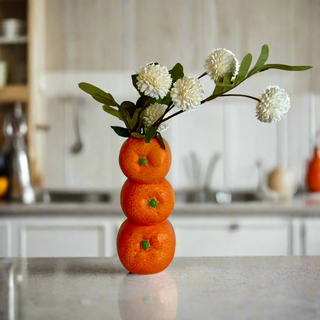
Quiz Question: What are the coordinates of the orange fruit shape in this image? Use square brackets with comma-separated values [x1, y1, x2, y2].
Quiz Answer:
[118, 272, 178, 320]
[117, 219, 176, 275]
[119, 137, 172, 184]
[121, 178, 175, 226]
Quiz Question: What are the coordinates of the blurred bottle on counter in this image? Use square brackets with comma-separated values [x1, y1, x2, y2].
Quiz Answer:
[2, 103, 35, 203]
[0, 60, 8, 88]
[0, 153, 9, 199]
[306, 145, 320, 193]
[305, 128, 320, 192]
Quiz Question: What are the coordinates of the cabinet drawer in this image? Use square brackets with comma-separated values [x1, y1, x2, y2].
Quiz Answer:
[305, 219, 320, 256]
[20, 225, 105, 258]
[172, 218, 289, 257]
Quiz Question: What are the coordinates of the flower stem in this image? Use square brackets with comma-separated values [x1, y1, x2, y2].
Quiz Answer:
[219, 94, 261, 103]
[132, 96, 148, 132]
[198, 72, 207, 79]
[152, 102, 173, 127]
[157, 110, 184, 124]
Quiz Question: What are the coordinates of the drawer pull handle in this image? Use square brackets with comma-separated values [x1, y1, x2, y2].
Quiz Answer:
[229, 223, 240, 231]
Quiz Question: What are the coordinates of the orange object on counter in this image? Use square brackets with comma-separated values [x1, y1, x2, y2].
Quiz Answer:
[119, 137, 172, 184]
[306, 147, 320, 192]
[117, 219, 176, 275]
[120, 178, 175, 226]
[117, 137, 176, 275]
[0, 177, 8, 198]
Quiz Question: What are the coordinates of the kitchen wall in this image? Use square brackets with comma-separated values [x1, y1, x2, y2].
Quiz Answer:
[43, 0, 320, 192]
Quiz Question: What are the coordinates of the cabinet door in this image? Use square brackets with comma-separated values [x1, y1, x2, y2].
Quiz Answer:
[171, 217, 289, 257]
[0, 222, 9, 257]
[305, 219, 320, 255]
[19, 220, 110, 258]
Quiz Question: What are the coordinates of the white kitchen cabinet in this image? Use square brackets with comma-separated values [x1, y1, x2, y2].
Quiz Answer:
[22, 226, 104, 258]
[7, 217, 120, 258]
[171, 217, 290, 257]
[0, 214, 316, 258]
[0, 222, 10, 257]
[304, 219, 320, 256]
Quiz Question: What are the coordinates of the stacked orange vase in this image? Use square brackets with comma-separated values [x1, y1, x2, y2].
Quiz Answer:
[117, 137, 176, 274]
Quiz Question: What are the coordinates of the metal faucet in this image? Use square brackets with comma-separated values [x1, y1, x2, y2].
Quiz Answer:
[2, 103, 35, 203]
[185, 152, 222, 203]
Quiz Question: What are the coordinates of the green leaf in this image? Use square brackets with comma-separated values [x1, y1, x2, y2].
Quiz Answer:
[136, 96, 157, 109]
[257, 44, 269, 65]
[222, 72, 233, 87]
[248, 44, 269, 77]
[254, 64, 312, 73]
[131, 132, 144, 139]
[144, 126, 157, 143]
[121, 101, 136, 118]
[213, 81, 224, 96]
[132, 74, 142, 95]
[117, 107, 133, 132]
[169, 63, 184, 83]
[135, 96, 145, 109]
[111, 126, 130, 137]
[146, 97, 157, 106]
[127, 108, 141, 130]
[78, 82, 105, 95]
[157, 132, 166, 150]
[158, 92, 172, 105]
[92, 93, 118, 106]
[102, 105, 121, 119]
[78, 82, 118, 106]
[234, 53, 252, 85]
[118, 107, 130, 122]
[121, 101, 135, 109]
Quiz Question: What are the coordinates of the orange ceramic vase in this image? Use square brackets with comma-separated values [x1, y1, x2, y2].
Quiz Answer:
[306, 147, 320, 192]
[117, 137, 176, 274]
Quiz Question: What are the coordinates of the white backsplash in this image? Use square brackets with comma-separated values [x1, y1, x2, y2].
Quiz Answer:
[42, 0, 320, 192]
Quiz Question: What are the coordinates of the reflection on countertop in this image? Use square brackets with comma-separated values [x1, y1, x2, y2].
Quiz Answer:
[1, 256, 320, 319]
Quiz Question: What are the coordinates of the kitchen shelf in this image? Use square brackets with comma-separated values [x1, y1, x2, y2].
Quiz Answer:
[0, 36, 27, 45]
[0, 85, 28, 103]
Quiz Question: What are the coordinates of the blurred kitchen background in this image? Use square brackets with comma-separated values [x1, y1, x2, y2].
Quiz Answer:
[1, 0, 319, 194]
[1, 0, 320, 259]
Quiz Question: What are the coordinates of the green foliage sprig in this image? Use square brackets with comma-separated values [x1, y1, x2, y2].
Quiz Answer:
[79, 44, 312, 144]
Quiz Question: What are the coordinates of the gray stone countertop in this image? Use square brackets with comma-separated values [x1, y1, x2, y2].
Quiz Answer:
[1, 256, 320, 319]
[1, 194, 320, 216]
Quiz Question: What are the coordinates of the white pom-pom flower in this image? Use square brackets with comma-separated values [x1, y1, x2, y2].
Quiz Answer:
[204, 48, 240, 83]
[170, 76, 204, 112]
[256, 85, 291, 123]
[143, 103, 171, 132]
[136, 63, 172, 99]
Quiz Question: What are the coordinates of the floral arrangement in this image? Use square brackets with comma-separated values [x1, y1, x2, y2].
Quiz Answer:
[79, 44, 311, 149]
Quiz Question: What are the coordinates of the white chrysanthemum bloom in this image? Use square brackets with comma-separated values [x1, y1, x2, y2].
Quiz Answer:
[256, 85, 291, 123]
[204, 48, 240, 83]
[136, 63, 172, 99]
[170, 76, 204, 112]
[143, 103, 171, 132]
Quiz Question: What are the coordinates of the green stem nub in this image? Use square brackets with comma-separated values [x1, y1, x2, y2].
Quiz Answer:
[148, 199, 158, 208]
[141, 240, 150, 251]
[138, 157, 147, 166]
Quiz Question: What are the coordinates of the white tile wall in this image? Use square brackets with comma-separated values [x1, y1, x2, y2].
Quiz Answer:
[43, 0, 320, 192]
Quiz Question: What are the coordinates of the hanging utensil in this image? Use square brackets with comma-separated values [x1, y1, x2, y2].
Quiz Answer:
[70, 99, 83, 154]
